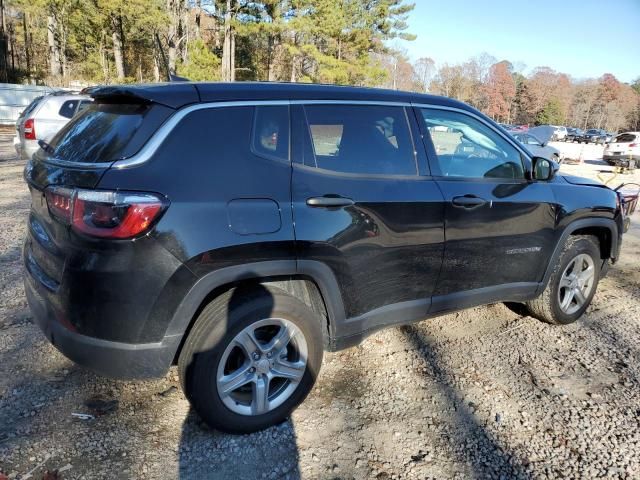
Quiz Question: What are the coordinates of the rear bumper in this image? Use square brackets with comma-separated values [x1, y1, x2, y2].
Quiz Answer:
[25, 274, 181, 379]
[603, 155, 639, 167]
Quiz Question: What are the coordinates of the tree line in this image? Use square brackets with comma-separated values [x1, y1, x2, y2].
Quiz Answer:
[1, 0, 414, 84]
[1, 0, 638, 132]
[387, 52, 640, 133]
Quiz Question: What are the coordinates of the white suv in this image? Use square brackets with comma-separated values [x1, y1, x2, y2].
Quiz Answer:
[15, 92, 92, 160]
[553, 126, 567, 141]
[603, 132, 639, 169]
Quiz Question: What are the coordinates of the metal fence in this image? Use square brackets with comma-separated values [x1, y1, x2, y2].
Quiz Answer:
[0, 83, 59, 125]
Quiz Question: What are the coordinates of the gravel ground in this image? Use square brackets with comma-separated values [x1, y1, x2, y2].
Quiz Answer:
[1, 138, 640, 480]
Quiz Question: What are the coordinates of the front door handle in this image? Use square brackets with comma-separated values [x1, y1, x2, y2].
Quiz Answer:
[451, 195, 488, 208]
[306, 196, 355, 208]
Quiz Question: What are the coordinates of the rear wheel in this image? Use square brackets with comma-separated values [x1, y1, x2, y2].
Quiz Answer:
[525, 235, 601, 325]
[178, 285, 324, 433]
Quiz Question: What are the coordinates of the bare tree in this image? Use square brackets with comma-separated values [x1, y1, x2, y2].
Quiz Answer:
[47, 14, 61, 77]
[0, 0, 8, 81]
[413, 57, 435, 92]
[112, 15, 125, 79]
[166, 0, 187, 75]
[220, 0, 236, 81]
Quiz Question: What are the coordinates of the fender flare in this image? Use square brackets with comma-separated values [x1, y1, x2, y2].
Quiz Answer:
[537, 217, 619, 294]
[164, 259, 346, 340]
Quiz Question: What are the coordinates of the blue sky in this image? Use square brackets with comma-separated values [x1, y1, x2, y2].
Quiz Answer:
[398, 0, 640, 83]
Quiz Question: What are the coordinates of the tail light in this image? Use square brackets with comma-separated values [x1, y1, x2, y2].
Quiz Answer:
[629, 143, 637, 148]
[24, 118, 36, 140]
[44, 187, 167, 239]
[45, 187, 74, 220]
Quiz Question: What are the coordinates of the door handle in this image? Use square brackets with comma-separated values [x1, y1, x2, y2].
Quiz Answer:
[451, 195, 488, 208]
[306, 196, 355, 208]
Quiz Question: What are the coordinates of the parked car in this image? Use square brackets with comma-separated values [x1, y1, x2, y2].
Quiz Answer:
[552, 125, 567, 141]
[512, 131, 562, 163]
[15, 91, 92, 160]
[579, 129, 608, 144]
[603, 132, 639, 169]
[565, 128, 584, 142]
[23, 83, 627, 434]
[13, 95, 44, 155]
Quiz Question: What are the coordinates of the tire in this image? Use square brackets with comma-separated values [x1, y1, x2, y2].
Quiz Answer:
[178, 285, 324, 434]
[525, 235, 601, 325]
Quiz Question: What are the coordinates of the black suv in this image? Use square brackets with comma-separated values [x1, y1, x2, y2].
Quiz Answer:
[23, 83, 626, 433]
[580, 129, 608, 144]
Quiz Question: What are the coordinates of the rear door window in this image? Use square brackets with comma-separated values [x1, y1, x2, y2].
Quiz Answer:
[41, 102, 172, 164]
[302, 104, 417, 176]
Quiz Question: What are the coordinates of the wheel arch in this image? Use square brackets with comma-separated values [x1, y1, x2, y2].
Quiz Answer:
[166, 260, 346, 363]
[538, 218, 619, 294]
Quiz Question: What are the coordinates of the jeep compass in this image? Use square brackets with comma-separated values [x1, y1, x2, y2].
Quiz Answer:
[23, 82, 626, 433]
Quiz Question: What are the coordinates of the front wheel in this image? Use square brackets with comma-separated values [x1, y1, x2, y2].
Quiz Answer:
[178, 285, 324, 433]
[525, 235, 601, 324]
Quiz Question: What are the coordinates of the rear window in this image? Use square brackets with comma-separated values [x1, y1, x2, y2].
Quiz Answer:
[613, 133, 636, 143]
[41, 102, 172, 164]
[19, 96, 44, 119]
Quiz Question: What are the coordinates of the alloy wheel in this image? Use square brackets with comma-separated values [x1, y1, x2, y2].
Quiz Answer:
[557, 253, 595, 315]
[216, 318, 308, 416]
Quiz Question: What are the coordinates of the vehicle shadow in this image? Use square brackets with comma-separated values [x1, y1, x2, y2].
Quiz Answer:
[177, 282, 302, 480]
[399, 324, 532, 479]
[177, 408, 300, 479]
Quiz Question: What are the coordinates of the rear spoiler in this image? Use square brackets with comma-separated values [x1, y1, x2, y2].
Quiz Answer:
[81, 83, 200, 109]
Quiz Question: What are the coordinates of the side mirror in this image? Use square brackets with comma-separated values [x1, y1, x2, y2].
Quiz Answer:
[532, 156, 559, 181]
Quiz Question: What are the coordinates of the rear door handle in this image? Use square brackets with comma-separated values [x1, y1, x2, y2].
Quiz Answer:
[306, 196, 355, 208]
[451, 195, 488, 208]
